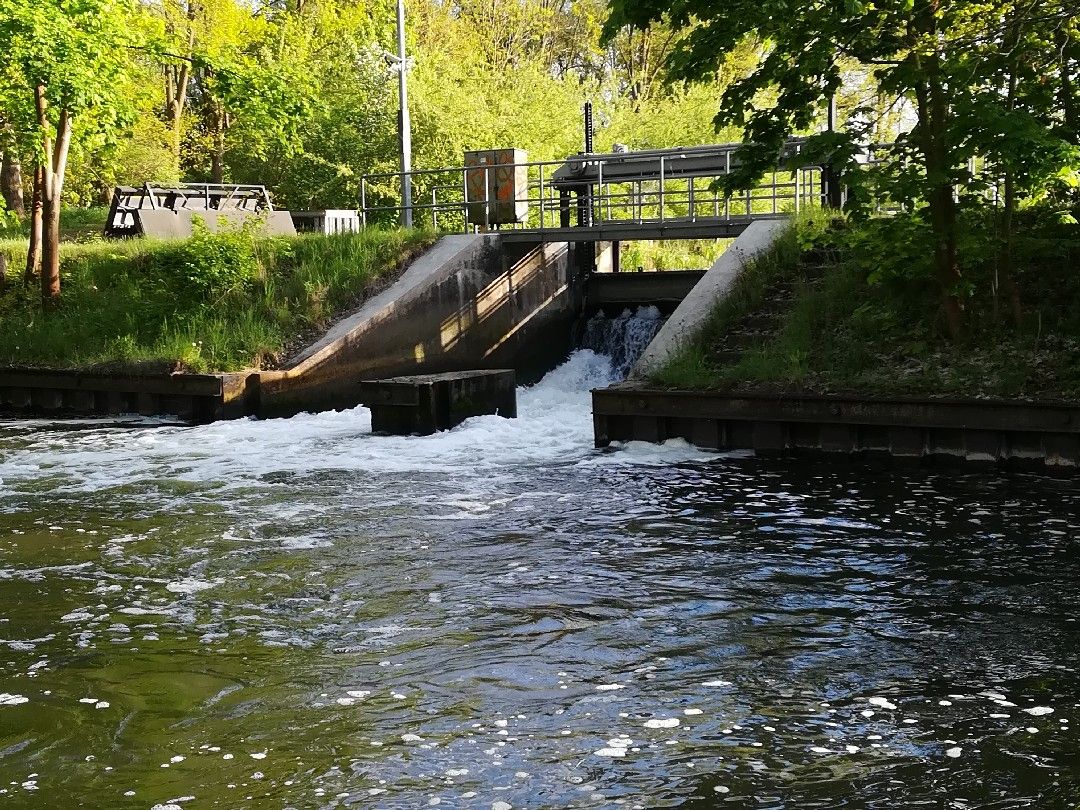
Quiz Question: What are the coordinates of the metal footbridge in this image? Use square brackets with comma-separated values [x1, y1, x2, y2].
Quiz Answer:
[359, 139, 831, 244]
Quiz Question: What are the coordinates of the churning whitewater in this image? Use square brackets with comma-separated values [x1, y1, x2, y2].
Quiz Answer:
[0, 308, 704, 502]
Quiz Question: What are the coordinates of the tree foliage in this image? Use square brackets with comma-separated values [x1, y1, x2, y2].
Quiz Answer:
[1, 0, 1076, 332]
[605, 0, 1080, 337]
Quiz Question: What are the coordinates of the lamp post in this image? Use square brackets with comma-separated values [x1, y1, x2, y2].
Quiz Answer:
[824, 91, 843, 209]
[396, 0, 413, 228]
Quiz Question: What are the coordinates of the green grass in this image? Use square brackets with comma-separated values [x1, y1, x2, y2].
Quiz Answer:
[652, 208, 1080, 401]
[619, 238, 733, 271]
[0, 206, 110, 242]
[0, 227, 435, 373]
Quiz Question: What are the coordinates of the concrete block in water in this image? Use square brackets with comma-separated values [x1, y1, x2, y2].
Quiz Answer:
[360, 370, 516, 436]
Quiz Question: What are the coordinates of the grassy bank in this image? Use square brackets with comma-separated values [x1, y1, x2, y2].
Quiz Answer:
[0, 226, 434, 373]
[654, 208, 1080, 401]
[0, 206, 110, 243]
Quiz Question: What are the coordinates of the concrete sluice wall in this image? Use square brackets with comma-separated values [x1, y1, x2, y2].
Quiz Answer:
[0, 235, 590, 422]
[256, 235, 589, 418]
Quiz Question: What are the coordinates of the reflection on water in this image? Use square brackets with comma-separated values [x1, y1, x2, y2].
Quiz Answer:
[1, 351, 1079, 808]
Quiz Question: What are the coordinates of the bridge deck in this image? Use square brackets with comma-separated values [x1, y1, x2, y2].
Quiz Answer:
[495, 216, 772, 243]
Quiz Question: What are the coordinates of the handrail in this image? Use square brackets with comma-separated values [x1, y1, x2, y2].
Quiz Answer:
[358, 142, 827, 236]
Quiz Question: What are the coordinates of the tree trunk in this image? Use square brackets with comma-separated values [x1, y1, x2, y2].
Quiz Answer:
[996, 171, 1023, 326]
[40, 191, 62, 302]
[164, 65, 189, 162]
[163, 2, 195, 167]
[1058, 33, 1079, 218]
[24, 165, 43, 284]
[995, 48, 1023, 327]
[910, 3, 963, 340]
[211, 147, 225, 184]
[1, 149, 25, 219]
[35, 84, 73, 305]
[913, 80, 963, 339]
[1058, 32, 1078, 137]
[210, 104, 228, 183]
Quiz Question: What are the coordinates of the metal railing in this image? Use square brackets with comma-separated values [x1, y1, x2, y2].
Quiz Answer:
[359, 143, 828, 235]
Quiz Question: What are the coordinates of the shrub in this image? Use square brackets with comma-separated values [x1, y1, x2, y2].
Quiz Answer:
[144, 218, 262, 306]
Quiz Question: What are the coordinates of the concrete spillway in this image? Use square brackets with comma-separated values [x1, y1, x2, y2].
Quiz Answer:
[256, 236, 590, 417]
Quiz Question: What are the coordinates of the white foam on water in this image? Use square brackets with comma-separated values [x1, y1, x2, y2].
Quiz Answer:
[644, 717, 680, 729]
[593, 747, 627, 758]
[1, 348, 721, 499]
[1023, 706, 1053, 716]
[165, 579, 218, 595]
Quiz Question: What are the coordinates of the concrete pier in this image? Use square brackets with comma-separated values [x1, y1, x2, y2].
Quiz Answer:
[360, 369, 516, 435]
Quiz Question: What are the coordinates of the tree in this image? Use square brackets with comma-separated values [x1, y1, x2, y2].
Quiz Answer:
[0, 0, 145, 302]
[0, 130, 25, 219]
[604, 0, 1078, 339]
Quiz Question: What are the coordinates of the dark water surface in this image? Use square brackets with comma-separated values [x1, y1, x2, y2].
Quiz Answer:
[1, 352, 1079, 808]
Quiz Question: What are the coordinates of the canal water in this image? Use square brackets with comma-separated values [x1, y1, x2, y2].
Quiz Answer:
[2, 340, 1080, 807]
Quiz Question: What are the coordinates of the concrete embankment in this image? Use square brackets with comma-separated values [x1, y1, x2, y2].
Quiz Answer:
[629, 220, 787, 381]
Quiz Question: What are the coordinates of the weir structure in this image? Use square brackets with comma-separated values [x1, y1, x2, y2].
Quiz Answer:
[6, 142, 1071, 466]
[2, 141, 818, 423]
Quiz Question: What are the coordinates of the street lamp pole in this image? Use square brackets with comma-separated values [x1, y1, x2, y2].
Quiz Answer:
[396, 0, 413, 228]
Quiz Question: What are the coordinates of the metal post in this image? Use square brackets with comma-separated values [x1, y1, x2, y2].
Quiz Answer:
[689, 177, 695, 221]
[396, 0, 413, 228]
[596, 160, 603, 227]
[462, 169, 469, 233]
[724, 151, 731, 219]
[584, 101, 594, 154]
[538, 165, 545, 230]
[431, 188, 438, 230]
[360, 178, 367, 228]
[483, 165, 490, 231]
[824, 92, 843, 209]
[659, 157, 665, 222]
